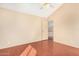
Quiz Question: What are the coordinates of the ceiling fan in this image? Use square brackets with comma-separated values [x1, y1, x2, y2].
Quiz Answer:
[40, 3, 54, 9]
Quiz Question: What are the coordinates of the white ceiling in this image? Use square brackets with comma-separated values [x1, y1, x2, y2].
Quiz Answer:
[0, 3, 63, 18]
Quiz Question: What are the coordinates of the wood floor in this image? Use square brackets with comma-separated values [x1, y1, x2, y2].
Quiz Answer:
[0, 39, 79, 56]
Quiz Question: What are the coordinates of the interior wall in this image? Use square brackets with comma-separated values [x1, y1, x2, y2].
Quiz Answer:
[0, 8, 48, 49]
[49, 4, 79, 48]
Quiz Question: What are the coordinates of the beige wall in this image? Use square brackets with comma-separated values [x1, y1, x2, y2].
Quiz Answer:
[0, 8, 48, 49]
[49, 4, 79, 48]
